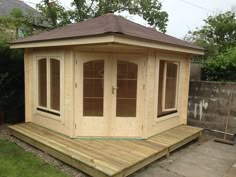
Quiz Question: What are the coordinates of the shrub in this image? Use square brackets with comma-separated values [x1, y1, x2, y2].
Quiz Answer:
[203, 47, 236, 81]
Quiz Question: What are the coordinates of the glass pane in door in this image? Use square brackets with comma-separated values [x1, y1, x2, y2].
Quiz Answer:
[116, 61, 137, 117]
[83, 60, 104, 116]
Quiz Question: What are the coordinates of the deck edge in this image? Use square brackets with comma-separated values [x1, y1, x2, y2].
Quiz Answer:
[8, 127, 111, 177]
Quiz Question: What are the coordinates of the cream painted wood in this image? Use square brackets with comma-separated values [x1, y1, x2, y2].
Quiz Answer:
[24, 49, 33, 122]
[29, 48, 74, 137]
[181, 56, 191, 124]
[33, 51, 64, 118]
[114, 35, 204, 55]
[74, 52, 110, 137]
[23, 45, 192, 139]
[142, 51, 187, 138]
[73, 44, 148, 54]
[142, 50, 153, 138]
[64, 48, 75, 137]
[74, 52, 145, 137]
[10, 35, 115, 49]
[154, 53, 184, 123]
[110, 54, 145, 137]
[162, 61, 179, 112]
[10, 34, 204, 55]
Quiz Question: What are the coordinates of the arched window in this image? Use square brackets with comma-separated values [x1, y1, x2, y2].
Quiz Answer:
[37, 57, 61, 116]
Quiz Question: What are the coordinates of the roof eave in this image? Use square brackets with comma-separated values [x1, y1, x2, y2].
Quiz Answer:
[10, 34, 204, 55]
[10, 34, 115, 49]
[113, 34, 204, 55]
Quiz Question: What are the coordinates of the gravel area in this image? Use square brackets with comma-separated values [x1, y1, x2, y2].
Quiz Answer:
[0, 124, 89, 177]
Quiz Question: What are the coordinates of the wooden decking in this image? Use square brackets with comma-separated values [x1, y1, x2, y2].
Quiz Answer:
[8, 123, 202, 177]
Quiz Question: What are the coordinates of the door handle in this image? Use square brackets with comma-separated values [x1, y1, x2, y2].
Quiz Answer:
[112, 86, 119, 94]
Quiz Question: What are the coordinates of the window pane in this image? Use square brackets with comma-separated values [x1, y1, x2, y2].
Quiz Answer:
[38, 58, 47, 107]
[116, 99, 136, 117]
[83, 98, 103, 116]
[157, 61, 178, 118]
[83, 60, 104, 116]
[84, 79, 103, 97]
[165, 63, 178, 109]
[157, 60, 164, 117]
[117, 60, 137, 79]
[50, 59, 60, 111]
[116, 61, 137, 117]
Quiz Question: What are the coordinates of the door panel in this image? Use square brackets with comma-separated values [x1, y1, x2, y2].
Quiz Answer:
[75, 52, 110, 137]
[111, 54, 144, 137]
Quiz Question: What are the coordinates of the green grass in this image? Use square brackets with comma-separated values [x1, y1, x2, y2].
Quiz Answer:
[0, 139, 70, 177]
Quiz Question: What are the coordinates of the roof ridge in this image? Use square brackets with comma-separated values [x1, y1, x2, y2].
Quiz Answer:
[113, 14, 196, 48]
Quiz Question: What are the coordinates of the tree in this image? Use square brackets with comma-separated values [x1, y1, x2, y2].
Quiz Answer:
[185, 11, 236, 81]
[0, 40, 24, 123]
[37, 0, 168, 32]
[36, 0, 72, 28]
[0, 8, 36, 39]
[0, 8, 35, 123]
[203, 46, 236, 81]
[186, 11, 236, 59]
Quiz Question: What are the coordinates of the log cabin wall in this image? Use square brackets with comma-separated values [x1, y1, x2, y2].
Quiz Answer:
[143, 50, 191, 138]
[24, 47, 75, 137]
[24, 46, 191, 139]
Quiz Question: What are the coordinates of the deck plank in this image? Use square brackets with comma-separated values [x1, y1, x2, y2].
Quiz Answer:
[12, 125, 120, 173]
[19, 124, 131, 170]
[8, 123, 202, 177]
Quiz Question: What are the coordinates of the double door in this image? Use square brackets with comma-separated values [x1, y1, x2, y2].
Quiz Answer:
[74, 52, 144, 137]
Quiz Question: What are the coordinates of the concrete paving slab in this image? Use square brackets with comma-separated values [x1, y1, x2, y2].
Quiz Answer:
[165, 140, 236, 177]
[130, 165, 184, 177]
[224, 163, 236, 177]
[129, 139, 236, 177]
[166, 151, 231, 177]
[194, 140, 236, 161]
[224, 167, 236, 177]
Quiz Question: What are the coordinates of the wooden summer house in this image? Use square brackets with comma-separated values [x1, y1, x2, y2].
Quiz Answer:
[9, 14, 205, 177]
[10, 13, 204, 139]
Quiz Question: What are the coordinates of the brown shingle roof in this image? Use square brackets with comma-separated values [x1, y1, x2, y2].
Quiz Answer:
[11, 13, 203, 50]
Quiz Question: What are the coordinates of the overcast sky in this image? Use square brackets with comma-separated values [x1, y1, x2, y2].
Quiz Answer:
[26, 0, 236, 39]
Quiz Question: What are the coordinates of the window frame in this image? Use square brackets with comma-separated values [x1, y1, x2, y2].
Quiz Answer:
[34, 52, 64, 120]
[154, 54, 182, 123]
[162, 61, 179, 112]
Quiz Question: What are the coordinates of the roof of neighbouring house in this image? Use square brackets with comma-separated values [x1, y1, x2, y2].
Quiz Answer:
[11, 13, 204, 52]
[0, 0, 49, 28]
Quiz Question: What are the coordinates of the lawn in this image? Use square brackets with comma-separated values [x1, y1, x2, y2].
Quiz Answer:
[0, 139, 70, 177]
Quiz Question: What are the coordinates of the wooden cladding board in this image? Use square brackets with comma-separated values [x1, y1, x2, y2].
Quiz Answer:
[8, 123, 202, 177]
